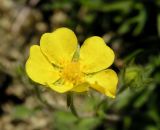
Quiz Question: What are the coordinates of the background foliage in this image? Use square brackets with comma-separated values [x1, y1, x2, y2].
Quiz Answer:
[0, 0, 160, 130]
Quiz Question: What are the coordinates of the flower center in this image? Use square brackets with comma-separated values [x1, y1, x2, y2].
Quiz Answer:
[61, 61, 84, 85]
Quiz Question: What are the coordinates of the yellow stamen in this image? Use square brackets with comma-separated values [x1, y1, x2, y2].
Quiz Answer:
[61, 61, 84, 85]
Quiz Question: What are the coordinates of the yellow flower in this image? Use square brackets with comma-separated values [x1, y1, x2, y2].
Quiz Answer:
[25, 27, 118, 98]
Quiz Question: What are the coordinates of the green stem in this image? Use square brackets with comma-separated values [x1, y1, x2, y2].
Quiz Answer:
[34, 86, 55, 110]
[67, 92, 80, 118]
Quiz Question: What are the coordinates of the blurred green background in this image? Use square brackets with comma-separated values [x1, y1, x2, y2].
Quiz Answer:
[0, 0, 160, 130]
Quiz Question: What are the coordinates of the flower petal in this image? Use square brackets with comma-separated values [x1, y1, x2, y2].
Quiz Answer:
[40, 27, 78, 67]
[48, 81, 74, 93]
[86, 69, 118, 98]
[80, 36, 115, 74]
[71, 82, 89, 92]
[26, 45, 60, 85]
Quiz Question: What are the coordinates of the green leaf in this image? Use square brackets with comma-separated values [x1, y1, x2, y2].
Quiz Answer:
[146, 126, 159, 130]
[12, 105, 34, 120]
[118, 3, 146, 35]
[77, 117, 101, 130]
[79, 0, 132, 13]
[53, 111, 78, 130]
[157, 13, 160, 37]
[133, 84, 155, 108]
[53, 110, 101, 130]
[133, 5, 147, 36]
